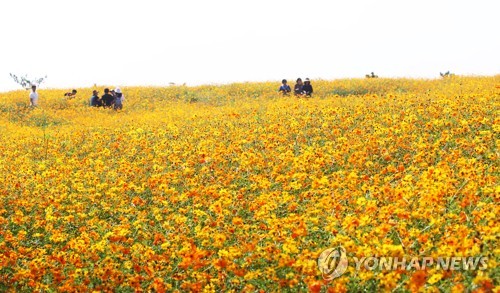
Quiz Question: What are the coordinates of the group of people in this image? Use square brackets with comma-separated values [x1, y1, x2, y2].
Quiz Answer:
[90, 87, 124, 110]
[27, 78, 311, 109]
[279, 78, 313, 96]
[27, 85, 124, 110]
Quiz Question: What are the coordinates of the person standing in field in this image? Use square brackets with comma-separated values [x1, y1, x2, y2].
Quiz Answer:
[90, 90, 102, 107]
[302, 78, 313, 96]
[101, 88, 114, 108]
[278, 79, 291, 95]
[294, 78, 304, 96]
[29, 85, 39, 106]
[114, 87, 124, 110]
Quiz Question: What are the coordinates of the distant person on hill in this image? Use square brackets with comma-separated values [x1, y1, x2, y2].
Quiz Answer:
[302, 78, 313, 96]
[278, 79, 291, 95]
[64, 89, 77, 98]
[101, 88, 114, 108]
[90, 90, 102, 107]
[29, 85, 38, 107]
[294, 78, 304, 96]
[113, 87, 124, 110]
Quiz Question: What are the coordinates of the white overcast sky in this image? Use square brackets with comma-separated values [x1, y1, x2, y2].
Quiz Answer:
[0, 0, 498, 92]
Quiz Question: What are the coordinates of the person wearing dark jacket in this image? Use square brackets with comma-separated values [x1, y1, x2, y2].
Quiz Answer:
[101, 88, 114, 108]
[302, 78, 313, 96]
[294, 78, 304, 96]
[279, 79, 291, 95]
[90, 90, 102, 107]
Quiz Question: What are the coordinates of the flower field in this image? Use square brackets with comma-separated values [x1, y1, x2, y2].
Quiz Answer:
[0, 76, 498, 292]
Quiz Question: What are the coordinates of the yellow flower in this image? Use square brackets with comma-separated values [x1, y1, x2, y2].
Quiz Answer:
[427, 273, 443, 285]
[0, 77, 497, 291]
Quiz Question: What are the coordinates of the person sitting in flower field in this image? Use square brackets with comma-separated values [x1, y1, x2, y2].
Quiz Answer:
[294, 78, 304, 96]
[90, 90, 102, 107]
[113, 87, 124, 110]
[278, 79, 291, 95]
[302, 78, 313, 96]
[101, 88, 115, 108]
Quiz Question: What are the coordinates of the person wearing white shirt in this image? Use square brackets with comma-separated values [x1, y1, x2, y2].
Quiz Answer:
[29, 85, 39, 106]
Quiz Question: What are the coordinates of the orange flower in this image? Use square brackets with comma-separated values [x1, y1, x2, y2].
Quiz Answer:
[408, 271, 427, 292]
[308, 281, 323, 293]
[0, 77, 497, 291]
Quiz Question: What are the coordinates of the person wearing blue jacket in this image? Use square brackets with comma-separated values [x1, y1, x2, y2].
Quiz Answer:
[90, 90, 102, 107]
[278, 79, 291, 95]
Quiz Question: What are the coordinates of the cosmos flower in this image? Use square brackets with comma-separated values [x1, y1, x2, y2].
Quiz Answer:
[0, 76, 497, 291]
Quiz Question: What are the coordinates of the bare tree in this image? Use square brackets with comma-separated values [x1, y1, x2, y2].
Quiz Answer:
[9, 73, 47, 90]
